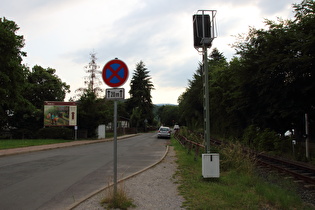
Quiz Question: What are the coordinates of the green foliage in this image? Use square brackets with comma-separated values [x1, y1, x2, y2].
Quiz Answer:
[8, 65, 71, 133]
[157, 105, 179, 126]
[0, 18, 71, 135]
[178, 126, 204, 144]
[127, 61, 154, 128]
[36, 127, 73, 139]
[242, 125, 290, 152]
[0, 139, 72, 149]
[178, 64, 203, 129]
[129, 107, 141, 128]
[101, 184, 135, 210]
[232, 0, 315, 136]
[172, 138, 306, 209]
[220, 141, 256, 174]
[24, 65, 70, 109]
[178, 1, 315, 153]
[77, 91, 112, 138]
[242, 125, 259, 147]
[0, 17, 29, 129]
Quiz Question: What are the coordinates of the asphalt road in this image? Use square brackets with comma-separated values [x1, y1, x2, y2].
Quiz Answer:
[0, 133, 168, 210]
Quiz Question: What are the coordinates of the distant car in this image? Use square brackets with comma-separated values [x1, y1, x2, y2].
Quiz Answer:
[157, 126, 171, 139]
[173, 125, 180, 131]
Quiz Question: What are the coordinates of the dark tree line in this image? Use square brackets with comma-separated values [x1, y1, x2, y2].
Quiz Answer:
[178, 0, 315, 146]
[157, 105, 179, 127]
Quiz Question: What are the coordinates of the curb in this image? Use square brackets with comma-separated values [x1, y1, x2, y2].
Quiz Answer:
[67, 145, 170, 210]
[0, 134, 138, 157]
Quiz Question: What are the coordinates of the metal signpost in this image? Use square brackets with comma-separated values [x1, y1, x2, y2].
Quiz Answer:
[102, 58, 129, 194]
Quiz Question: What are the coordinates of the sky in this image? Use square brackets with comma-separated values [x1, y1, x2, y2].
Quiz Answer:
[1, 0, 296, 104]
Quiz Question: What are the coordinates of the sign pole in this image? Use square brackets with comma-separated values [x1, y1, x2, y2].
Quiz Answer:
[113, 100, 118, 195]
[74, 126, 78, 140]
[102, 58, 129, 196]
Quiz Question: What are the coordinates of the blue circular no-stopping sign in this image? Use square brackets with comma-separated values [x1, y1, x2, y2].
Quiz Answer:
[102, 59, 129, 87]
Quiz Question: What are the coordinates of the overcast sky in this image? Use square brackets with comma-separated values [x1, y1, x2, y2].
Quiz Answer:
[1, 0, 296, 104]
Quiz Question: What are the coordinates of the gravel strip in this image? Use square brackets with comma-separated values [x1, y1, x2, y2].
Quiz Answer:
[73, 146, 185, 210]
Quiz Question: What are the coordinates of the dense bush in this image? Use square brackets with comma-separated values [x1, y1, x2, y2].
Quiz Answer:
[220, 141, 256, 174]
[36, 127, 74, 139]
[12, 129, 35, 139]
[242, 125, 291, 153]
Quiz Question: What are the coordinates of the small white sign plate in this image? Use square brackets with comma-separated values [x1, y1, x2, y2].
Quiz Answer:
[106, 88, 125, 100]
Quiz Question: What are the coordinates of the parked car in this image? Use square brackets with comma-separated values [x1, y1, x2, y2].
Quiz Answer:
[157, 126, 171, 139]
[173, 124, 180, 131]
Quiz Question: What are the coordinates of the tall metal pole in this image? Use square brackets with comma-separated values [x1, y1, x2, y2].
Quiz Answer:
[201, 10, 210, 154]
[203, 46, 210, 153]
[113, 100, 118, 195]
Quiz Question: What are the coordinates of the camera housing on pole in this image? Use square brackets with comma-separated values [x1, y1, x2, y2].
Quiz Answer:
[193, 10, 217, 52]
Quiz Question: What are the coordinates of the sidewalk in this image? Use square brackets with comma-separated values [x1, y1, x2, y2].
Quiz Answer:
[71, 146, 185, 210]
[0, 134, 137, 157]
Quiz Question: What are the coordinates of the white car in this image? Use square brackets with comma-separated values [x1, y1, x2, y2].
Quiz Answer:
[157, 126, 171, 139]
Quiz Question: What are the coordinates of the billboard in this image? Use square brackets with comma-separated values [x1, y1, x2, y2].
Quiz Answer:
[44, 101, 77, 126]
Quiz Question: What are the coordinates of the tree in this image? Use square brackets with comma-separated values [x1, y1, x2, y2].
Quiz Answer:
[0, 17, 29, 129]
[76, 52, 103, 98]
[178, 64, 203, 129]
[24, 65, 70, 109]
[7, 65, 71, 136]
[232, 0, 315, 137]
[127, 61, 154, 128]
[157, 105, 179, 126]
[77, 90, 112, 138]
[178, 48, 228, 131]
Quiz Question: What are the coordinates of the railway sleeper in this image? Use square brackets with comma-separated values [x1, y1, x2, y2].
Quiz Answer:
[300, 173, 314, 176]
[294, 180, 305, 183]
[304, 184, 315, 189]
[284, 176, 294, 180]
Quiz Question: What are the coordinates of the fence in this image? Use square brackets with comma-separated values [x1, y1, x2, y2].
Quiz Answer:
[174, 131, 205, 160]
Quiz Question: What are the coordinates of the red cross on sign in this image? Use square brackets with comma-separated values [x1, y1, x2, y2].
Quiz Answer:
[102, 59, 129, 88]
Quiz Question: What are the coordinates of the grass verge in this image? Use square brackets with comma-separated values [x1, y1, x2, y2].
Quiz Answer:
[0, 139, 72, 150]
[172, 138, 314, 209]
[101, 182, 136, 210]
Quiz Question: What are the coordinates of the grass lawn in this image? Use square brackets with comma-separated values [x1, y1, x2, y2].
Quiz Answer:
[171, 138, 314, 209]
[0, 139, 72, 150]
[0, 132, 126, 150]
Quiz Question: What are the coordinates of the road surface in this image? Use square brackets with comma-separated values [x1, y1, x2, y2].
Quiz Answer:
[0, 133, 167, 210]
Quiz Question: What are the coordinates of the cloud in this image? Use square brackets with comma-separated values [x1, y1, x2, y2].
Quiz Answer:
[1, 0, 297, 105]
[258, 0, 295, 15]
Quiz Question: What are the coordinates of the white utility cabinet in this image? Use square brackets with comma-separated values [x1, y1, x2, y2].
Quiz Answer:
[97, 124, 106, 139]
[202, 153, 220, 178]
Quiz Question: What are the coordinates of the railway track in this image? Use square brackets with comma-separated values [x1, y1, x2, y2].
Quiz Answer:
[176, 133, 315, 188]
[208, 137, 315, 188]
[256, 153, 315, 188]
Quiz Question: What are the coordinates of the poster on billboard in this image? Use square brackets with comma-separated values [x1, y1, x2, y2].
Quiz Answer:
[44, 101, 77, 126]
